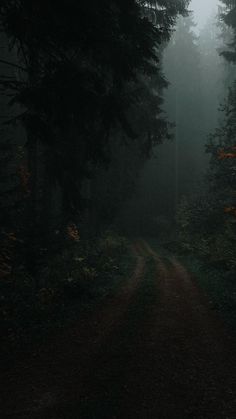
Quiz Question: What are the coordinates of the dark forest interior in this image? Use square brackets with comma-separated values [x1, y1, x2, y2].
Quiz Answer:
[1, 1, 236, 418]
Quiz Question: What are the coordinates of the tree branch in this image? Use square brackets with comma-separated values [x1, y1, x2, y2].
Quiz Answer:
[0, 59, 27, 72]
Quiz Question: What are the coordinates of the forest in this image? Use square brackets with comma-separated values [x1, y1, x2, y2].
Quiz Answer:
[0, 0, 236, 418]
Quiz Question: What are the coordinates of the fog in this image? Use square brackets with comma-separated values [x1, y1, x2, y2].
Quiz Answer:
[120, 0, 229, 236]
[190, 0, 218, 29]
[1, 2, 236, 416]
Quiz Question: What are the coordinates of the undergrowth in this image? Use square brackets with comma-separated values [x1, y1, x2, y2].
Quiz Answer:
[0, 231, 134, 356]
[146, 237, 236, 331]
[178, 254, 236, 331]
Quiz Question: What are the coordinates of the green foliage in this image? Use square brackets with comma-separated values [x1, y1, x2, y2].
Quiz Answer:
[0, 1, 190, 347]
[0, 0, 189, 221]
[177, 191, 236, 270]
[99, 231, 128, 257]
[220, 0, 236, 63]
[177, 3, 236, 275]
[0, 232, 131, 346]
[180, 254, 236, 331]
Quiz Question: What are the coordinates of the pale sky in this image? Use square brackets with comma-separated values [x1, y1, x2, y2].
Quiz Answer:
[190, 0, 219, 30]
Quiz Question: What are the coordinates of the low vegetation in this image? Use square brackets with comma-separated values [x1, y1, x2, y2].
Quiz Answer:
[0, 231, 133, 351]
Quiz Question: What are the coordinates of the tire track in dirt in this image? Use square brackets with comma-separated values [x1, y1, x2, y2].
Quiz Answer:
[165, 257, 236, 418]
[37, 242, 236, 419]
[36, 239, 159, 418]
[140, 242, 236, 418]
[1, 240, 236, 418]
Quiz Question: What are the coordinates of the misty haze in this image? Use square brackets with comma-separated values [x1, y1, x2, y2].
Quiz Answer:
[0, 1, 236, 418]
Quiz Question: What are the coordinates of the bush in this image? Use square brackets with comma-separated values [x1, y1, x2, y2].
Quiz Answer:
[0, 231, 129, 347]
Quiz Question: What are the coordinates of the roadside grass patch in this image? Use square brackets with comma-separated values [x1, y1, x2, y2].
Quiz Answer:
[144, 237, 236, 331]
[0, 234, 135, 358]
[177, 254, 236, 331]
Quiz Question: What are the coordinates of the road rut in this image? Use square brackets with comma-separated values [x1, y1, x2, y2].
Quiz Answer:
[1, 240, 236, 418]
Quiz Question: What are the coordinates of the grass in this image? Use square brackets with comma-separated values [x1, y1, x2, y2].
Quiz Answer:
[144, 237, 236, 332]
[178, 254, 236, 331]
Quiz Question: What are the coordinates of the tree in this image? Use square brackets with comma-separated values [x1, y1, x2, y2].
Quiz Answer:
[220, 0, 236, 63]
[0, 0, 189, 273]
[177, 1, 236, 269]
[129, 13, 203, 229]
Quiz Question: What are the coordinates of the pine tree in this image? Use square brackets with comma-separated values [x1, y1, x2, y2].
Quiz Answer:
[0, 0, 189, 273]
[220, 0, 236, 62]
[180, 1, 236, 268]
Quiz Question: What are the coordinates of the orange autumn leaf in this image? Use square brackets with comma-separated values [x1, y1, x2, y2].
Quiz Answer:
[218, 147, 236, 160]
[224, 207, 236, 216]
[67, 224, 80, 241]
[6, 232, 17, 242]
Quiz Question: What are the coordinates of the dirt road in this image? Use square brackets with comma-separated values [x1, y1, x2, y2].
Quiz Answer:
[1, 240, 236, 418]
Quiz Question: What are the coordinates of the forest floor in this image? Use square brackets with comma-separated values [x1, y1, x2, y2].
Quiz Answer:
[1, 240, 236, 419]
